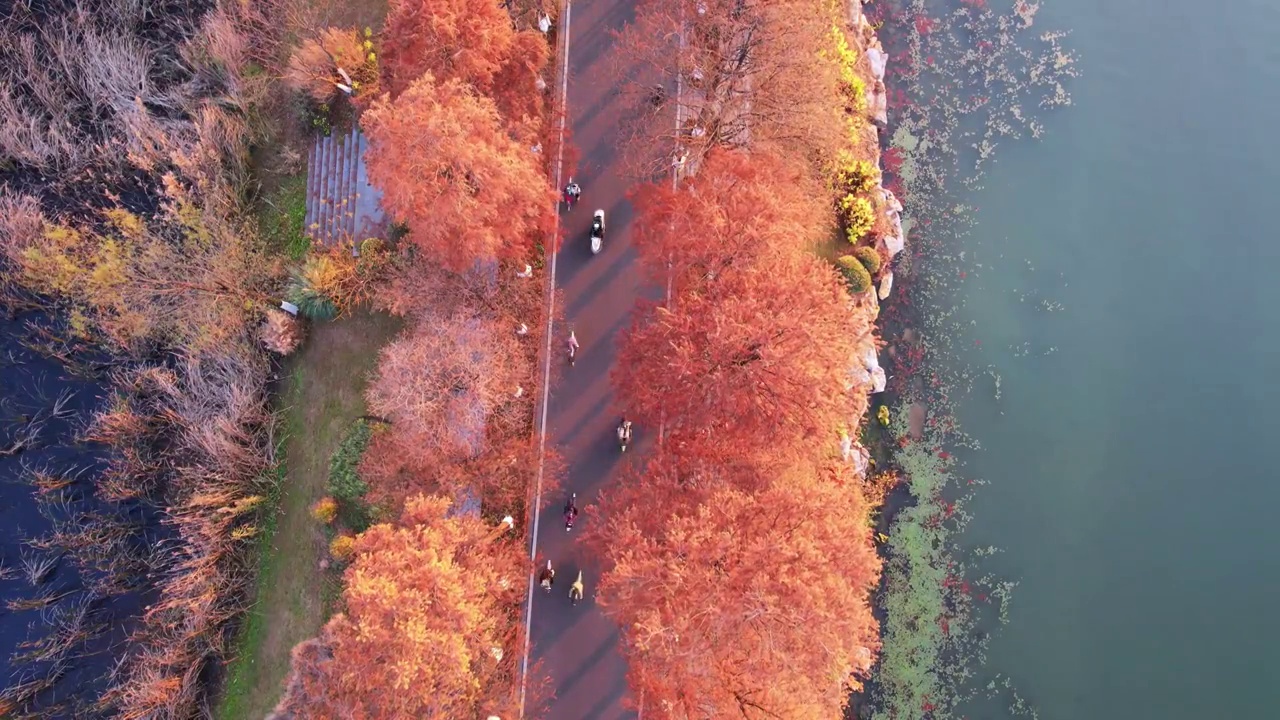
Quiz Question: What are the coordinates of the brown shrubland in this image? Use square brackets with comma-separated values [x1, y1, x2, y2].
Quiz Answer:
[0, 191, 44, 297]
[4, 202, 277, 353]
[0, 0, 290, 716]
[0, 0, 281, 179]
[0, 19, 147, 171]
[95, 346, 274, 719]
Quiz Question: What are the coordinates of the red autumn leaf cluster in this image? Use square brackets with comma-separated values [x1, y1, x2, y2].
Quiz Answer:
[362, 74, 555, 272]
[628, 149, 826, 292]
[272, 495, 525, 719]
[593, 146, 882, 715]
[617, 149, 872, 455]
[616, 256, 864, 454]
[364, 305, 527, 460]
[583, 453, 882, 718]
[381, 0, 550, 133]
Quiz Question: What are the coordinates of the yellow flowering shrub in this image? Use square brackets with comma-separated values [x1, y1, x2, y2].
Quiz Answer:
[329, 534, 356, 562]
[311, 496, 339, 524]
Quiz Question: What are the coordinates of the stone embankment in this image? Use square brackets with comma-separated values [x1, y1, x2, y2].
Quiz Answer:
[844, 0, 915, 475]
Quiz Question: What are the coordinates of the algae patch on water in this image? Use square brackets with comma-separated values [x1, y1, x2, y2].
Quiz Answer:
[860, 0, 1079, 718]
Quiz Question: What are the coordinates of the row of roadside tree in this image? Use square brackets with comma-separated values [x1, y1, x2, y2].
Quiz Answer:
[582, 0, 896, 716]
[270, 0, 564, 716]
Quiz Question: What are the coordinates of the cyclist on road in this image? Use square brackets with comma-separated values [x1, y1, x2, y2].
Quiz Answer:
[564, 492, 579, 531]
[617, 417, 633, 451]
[564, 179, 582, 208]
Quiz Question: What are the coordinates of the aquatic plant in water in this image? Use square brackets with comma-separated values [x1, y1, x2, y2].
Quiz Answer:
[863, 0, 1078, 718]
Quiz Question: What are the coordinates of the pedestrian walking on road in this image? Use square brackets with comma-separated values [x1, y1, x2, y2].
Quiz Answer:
[569, 571, 585, 606]
[567, 330, 579, 366]
[617, 417, 633, 452]
[538, 560, 555, 593]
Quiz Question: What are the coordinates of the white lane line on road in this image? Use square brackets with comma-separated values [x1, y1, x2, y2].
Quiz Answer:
[519, 0, 573, 716]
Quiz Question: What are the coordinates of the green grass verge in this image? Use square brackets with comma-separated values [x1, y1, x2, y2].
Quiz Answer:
[258, 172, 311, 261]
[213, 311, 403, 720]
[326, 419, 376, 532]
[215, 405, 296, 720]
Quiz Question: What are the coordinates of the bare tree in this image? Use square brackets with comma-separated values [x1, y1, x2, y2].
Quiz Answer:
[613, 0, 843, 179]
[366, 308, 526, 461]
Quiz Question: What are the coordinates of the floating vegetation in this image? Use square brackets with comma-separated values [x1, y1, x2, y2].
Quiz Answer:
[6, 584, 76, 612]
[20, 547, 60, 587]
[0, 313, 150, 716]
[859, 0, 1078, 718]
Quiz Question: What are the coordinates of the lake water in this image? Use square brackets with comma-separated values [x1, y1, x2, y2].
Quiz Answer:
[950, 0, 1280, 716]
[0, 309, 145, 716]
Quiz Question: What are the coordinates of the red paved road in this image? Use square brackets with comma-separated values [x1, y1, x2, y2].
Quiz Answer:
[525, 0, 662, 718]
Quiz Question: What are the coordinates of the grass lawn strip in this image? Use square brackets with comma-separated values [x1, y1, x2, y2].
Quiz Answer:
[215, 311, 401, 720]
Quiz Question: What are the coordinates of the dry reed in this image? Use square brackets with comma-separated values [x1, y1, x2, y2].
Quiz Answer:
[0, 0, 291, 715]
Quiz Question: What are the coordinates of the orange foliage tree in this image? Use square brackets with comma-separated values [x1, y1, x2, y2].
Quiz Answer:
[381, 0, 516, 93]
[378, 253, 543, 334]
[381, 0, 549, 131]
[615, 254, 869, 454]
[583, 454, 881, 718]
[362, 74, 555, 272]
[489, 29, 551, 133]
[365, 307, 528, 460]
[272, 495, 524, 719]
[629, 149, 825, 293]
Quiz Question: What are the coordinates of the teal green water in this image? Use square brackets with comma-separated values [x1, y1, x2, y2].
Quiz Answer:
[951, 0, 1280, 716]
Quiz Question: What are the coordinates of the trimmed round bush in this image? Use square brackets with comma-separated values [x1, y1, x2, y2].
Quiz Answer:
[837, 255, 874, 294]
[329, 534, 357, 562]
[854, 246, 883, 275]
[311, 497, 338, 524]
[260, 308, 304, 356]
